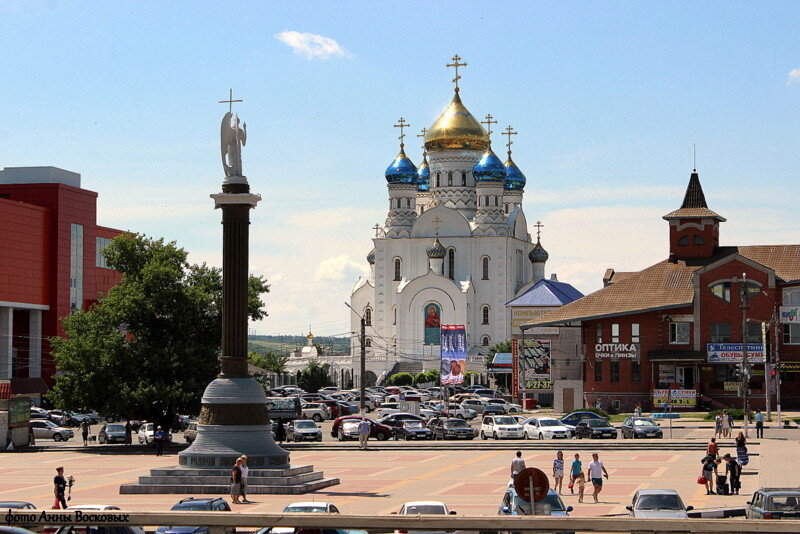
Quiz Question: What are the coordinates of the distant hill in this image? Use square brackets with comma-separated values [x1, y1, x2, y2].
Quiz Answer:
[248, 335, 350, 355]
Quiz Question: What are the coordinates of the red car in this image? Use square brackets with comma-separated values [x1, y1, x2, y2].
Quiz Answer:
[330, 416, 393, 441]
[322, 400, 341, 419]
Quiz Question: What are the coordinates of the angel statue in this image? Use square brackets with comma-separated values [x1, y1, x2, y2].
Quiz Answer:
[221, 111, 247, 177]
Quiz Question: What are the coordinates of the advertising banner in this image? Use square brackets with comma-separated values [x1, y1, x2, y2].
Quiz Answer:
[780, 306, 800, 324]
[658, 364, 676, 384]
[595, 343, 639, 359]
[440, 325, 467, 386]
[8, 397, 30, 427]
[511, 340, 519, 395]
[652, 389, 697, 407]
[519, 339, 552, 390]
[707, 343, 766, 364]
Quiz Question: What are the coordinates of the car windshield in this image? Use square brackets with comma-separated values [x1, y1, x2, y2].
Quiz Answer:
[540, 493, 566, 511]
[539, 420, 561, 427]
[770, 496, 800, 510]
[285, 506, 328, 513]
[634, 419, 657, 427]
[444, 420, 468, 428]
[295, 422, 317, 429]
[171, 501, 213, 510]
[106, 425, 125, 432]
[494, 417, 517, 425]
[403, 505, 446, 514]
[587, 420, 607, 428]
[637, 494, 683, 510]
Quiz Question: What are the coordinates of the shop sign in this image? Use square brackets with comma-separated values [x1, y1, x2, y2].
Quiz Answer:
[8, 397, 30, 427]
[706, 343, 766, 364]
[658, 364, 676, 383]
[780, 306, 800, 324]
[652, 389, 697, 407]
[595, 343, 639, 359]
[779, 363, 800, 373]
[724, 381, 742, 392]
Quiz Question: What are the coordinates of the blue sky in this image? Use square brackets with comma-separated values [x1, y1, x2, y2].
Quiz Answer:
[1, 2, 799, 336]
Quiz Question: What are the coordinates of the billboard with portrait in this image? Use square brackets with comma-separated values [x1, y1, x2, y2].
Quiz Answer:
[424, 303, 441, 345]
[519, 339, 552, 390]
[440, 324, 467, 386]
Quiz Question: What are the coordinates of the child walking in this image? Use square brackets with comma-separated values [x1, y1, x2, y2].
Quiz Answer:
[569, 453, 582, 494]
[576, 472, 586, 503]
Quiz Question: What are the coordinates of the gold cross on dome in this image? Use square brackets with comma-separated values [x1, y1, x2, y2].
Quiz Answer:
[432, 216, 442, 236]
[481, 114, 497, 141]
[446, 54, 467, 92]
[394, 117, 410, 148]
[218, 88, 243, 114]
[418, 128, 428, 151]
[503, 126, 518, 155]
[534, 220, 544, 241]
[372, 223, 382, 238]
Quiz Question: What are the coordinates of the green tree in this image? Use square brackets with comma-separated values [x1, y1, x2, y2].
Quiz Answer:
[47, 234, 269, 427]
[388, 372, 413, 386]
[297, 360, 333, 393]
[250, 351, 289, 374]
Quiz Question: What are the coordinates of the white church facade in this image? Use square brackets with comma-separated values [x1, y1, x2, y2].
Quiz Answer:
[349, 61, 551, 386]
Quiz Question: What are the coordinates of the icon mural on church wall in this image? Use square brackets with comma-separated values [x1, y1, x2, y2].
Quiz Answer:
[440, 325, 467, 386]
[423, 303, 441, 345]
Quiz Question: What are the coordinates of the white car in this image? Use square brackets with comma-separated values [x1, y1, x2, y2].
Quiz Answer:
[395, 500, 455, 533]
[485, 398, 523, 413]
[377, 402, 404, 418]
[300, 402, 328, 422]
[137, 423, 173, 444]
[30, 420, 74, 441]
[272, 501, 341, 534]
[480, 415, 525, 440]
[460, 398, 489, 413]
[522, 417, 571, 439]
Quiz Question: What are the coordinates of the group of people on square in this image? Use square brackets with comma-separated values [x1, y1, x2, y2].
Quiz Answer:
[229, 455, 251, 504]
[701, 431, 749, 495]
[511, 450, 608, 505]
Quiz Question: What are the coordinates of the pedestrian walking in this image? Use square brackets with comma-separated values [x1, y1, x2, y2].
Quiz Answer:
[153, 426, 165, 456]
[724, 453, 742, 495]
[755, 410, 764, 439]
[568, 453, 582, 494]
[700, 453, 717, 494]
[357, 419, 371, 450]
[706, 437, 719, 458]
[239, 455, 250, 503]
[714, 413, 723, 439]
[276, 419, 287, 443]
[735, 431, 749, 467]
[633, 404, 641, 417]
[230, 458, 243, 504]
[511, 451, 526, 481]
[552, 451, 565, 495]
[124, 420, 132, 446]
[721, 410, 731, 438]
[80, 420, 90, 446]
[576, 472, 586, 503]
[53, 467, 68, 509]
[586, 453, 609, 503]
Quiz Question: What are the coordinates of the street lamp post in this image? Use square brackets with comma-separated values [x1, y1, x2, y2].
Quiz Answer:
[740, 274, 750, 438]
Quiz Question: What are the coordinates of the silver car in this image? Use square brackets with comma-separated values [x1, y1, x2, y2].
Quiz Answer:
[626, 489, 693, 518]
[30, 420, 74, 441]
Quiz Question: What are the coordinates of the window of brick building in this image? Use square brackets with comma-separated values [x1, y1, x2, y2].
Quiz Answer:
[711, 282, 731, 302]
[631, 361, 641, 382]
[595, 324, 602, 343]
[785, 324, 800, 345]
[611, 324, 620, 343]
[594, 360, 603, 382]
[632, 323, 640, 343]
[669, 323, 690, 344]
[711, 323, 731, 343]
[746, 322, 762, 343]
[610, 361, 619, 382]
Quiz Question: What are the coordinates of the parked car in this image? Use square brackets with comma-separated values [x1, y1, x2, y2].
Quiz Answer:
[522, 417, 571, 440]
[0, 502, 35, 509]
[300, 402, 329, 422]
[331, 416, 393, 441]
[395, 500, 455, 516]
[285, 420, 323, 442]
[472, 389, 497, 398]
[265, 502, 342, 534]
[98, 423, 127, 444]
[485, 398, 522, 413]
[560, 411, 606, 433]
[575, 419, 618, 439]
[184, 422, 198, 443]
[480, 415, 525, 440]
[319, 387, 340, 394]
[380, 413, 426, 427]
[449, 393, 480, 404]
[349, 396, 376, 411]
[137, 423, 173, 444]
[47, 410, 71, 426]
[498, 487, 572, 516]
[377, 402, 405, 418]
[392, 420, 434, 441]
[626, 489, 692, 518]
[322, 400, 342, 419]
[30, 420, 73, 441]
[481, 404, 508, 416]
[156, 497, 232, 534]
[53, 527, 144, 534]
[746, 488, 800, 519]
[428, 418, 476, 440]
[460, 398, 489, 413]
[620, 417, 663, 439]
[70, 412, 101, 425]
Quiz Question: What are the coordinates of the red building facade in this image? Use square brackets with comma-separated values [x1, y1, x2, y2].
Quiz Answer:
[527, 171, 800, 411]
[0, 167, 123, 402]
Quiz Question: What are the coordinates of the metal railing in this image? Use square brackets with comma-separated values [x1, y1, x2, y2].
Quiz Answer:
[6, 510, 800, 534]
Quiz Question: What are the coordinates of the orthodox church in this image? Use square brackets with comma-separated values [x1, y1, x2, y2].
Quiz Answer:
[349, 57, 550, 385]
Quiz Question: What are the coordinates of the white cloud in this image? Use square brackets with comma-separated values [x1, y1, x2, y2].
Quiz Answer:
[314, 254, 368, 281]
[275, 31, 349, 60]
[788, 69, 800, 85]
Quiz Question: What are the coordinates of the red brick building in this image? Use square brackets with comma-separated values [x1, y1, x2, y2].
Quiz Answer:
[0, 167, 124, 402]
[526, 170, 800, 411]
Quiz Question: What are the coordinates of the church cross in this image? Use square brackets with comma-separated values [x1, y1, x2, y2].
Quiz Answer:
[503, 126, 518, 155]
[372, 223, 382, 238]
[394, 117, 410, 148]
[418, 128, 428, 151]
[481, 114, 497, 140]
[218, 88, 243, 114]
[432, 216, 442, 237]
[534, 221, 544, 241]
[446, 54, 467, 92]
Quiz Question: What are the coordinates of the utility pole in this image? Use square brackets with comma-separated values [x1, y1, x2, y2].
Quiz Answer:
[740, 274, 751, 438]
[774, 306, 782, 426]
[763, 321, 771, 421]
[360, 316, 367, 417]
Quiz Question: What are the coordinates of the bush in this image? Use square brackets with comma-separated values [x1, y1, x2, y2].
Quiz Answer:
[579, 407, 610, 419]
[703, 409, 746, 421]
[388, 372, 414, 386]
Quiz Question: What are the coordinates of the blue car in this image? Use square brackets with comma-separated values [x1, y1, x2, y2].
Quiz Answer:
[560, 411, 605, 436]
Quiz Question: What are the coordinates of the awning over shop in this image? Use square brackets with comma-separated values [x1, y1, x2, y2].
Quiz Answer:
[648, 349, 706, 362]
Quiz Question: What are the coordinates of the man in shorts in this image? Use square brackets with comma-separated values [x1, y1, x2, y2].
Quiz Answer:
[586, 453, 609, 503]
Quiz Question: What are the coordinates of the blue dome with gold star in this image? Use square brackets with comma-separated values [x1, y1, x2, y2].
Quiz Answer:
[472, 146, 506, 183]
[385, 148, 418, 184]
[416, 153, 430, 191]
[504, 154, 526, 191]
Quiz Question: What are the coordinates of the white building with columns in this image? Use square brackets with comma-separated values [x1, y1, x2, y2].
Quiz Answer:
[349, 73, 551, 386]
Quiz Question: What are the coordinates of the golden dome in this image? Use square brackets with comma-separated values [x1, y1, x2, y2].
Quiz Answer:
[424, 91, 489, 151]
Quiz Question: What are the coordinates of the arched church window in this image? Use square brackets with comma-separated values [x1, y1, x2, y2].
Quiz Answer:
[447, 171, 453, 186]
[436, 172, 441, 187]
[447, 248, 455, 280]
[394, 258, 402, 281]
[482, 305, 490, 325]
[461, 171, 467, 186]
[365, 337, 372, 348]
[482, 336, 490, 346]
[694, 235, 705, 245]
[494, 196, 498, 207]
[364, 307, 372, 326]
[678, 235, 688, 246]
[482, 257, 490, 280]
[393, 306, 396, 325]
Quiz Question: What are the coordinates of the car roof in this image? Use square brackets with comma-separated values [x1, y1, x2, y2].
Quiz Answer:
[758, 487, 800, 494]
[634, 489, 679, 496]
[285, 502, 332, 508]
[66, 505, 121, 510]
[403, 501, 447, 507]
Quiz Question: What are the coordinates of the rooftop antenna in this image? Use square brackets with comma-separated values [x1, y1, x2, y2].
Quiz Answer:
[693, 143, 697, 171]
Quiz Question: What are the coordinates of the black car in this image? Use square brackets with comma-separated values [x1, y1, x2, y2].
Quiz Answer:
[621, 417, 663, 439]
[392, 419, 434, 440]
[0, 502, 35, 510]
[156, 498, 232, 534]
[428, 418, 476, 440]
[379, 413, 425, 426]
[98, 423, 127, 444]
[575, 418, 617, 439]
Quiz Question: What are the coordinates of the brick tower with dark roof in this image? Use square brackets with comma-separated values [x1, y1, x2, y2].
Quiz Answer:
[663, 169, 726, 259]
